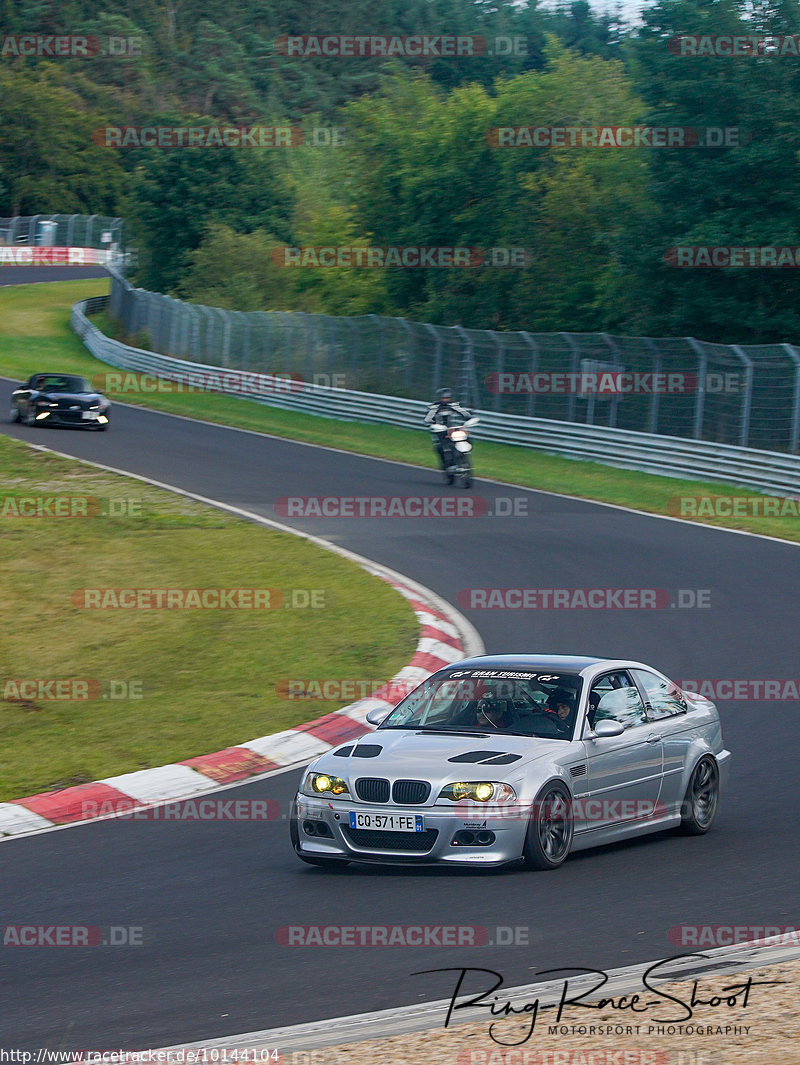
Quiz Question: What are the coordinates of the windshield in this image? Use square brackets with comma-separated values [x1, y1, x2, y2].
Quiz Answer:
[380, 669, 583, 740]
[33, 375, 93, 393]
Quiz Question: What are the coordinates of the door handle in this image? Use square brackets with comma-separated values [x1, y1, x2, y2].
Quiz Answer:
[645, 734, 660, 744]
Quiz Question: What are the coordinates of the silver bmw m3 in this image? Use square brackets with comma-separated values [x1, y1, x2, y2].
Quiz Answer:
[290, 654, 731, 870]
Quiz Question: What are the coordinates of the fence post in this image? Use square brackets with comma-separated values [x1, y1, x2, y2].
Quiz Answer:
[601, 333, 621, 428]
[491, 330, 504, 412]
[453, 326, 480, 408]
[685, 337, 707, 439]
[423, 323, 443, 395]
[645, 338, 662, 434]
[781, 344, 800, 454]
[520, 332, 539, 418]
[560, 333, 580, 422]
[400, 318, 414, 394]
[731, 345, 753, 448]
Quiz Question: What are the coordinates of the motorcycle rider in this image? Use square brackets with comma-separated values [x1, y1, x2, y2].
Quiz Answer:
[424, 388, 472, 473]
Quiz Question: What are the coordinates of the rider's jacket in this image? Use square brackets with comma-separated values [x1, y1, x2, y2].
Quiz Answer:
[424, 400, 472, 429]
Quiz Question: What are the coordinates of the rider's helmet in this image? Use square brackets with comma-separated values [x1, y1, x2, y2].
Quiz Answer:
[436, 387, 453, 404]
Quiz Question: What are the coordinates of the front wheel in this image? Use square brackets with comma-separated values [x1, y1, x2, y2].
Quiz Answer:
[459, 454, 473, 489]
[523, 782, 574, 870]
[9, 405, 20, 424]
[680, 756, 719, 835]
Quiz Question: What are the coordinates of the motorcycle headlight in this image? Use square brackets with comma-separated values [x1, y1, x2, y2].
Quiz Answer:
[304, 772, 350, 797]
[438, 782, 516, 802]
[450, 429, 467, 442]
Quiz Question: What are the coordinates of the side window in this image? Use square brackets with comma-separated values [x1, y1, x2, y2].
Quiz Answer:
[589, 671, 647, 730]
[632, 669, 687, 720]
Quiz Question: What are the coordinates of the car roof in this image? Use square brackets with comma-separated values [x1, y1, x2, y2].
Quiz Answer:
[444, 653, 612, 673]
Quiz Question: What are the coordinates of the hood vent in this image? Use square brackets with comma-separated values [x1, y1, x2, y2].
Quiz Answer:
[448, 750, 523, 765]
[352, 744, 383, 758]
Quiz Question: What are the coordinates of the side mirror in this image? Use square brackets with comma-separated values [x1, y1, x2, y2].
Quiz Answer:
[366, 706, 392, 727]
[591, 719, 625, 738]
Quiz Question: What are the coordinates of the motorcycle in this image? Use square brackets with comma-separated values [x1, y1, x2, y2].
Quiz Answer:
[430, 417, 480, 489]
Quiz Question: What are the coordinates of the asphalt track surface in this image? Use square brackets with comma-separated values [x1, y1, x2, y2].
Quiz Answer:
[2, 319, 799, 1048]
[0, 265, 109, 285]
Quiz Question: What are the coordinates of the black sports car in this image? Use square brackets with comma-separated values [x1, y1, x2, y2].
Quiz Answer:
[10, 373, 111, 431]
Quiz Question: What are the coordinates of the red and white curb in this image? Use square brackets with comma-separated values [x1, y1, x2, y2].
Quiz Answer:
[0, 447, 484, 839]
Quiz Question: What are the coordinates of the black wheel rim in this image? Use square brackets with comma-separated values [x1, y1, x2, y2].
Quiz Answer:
[691, 758, 719, 827]
[537, 788, 572, 861]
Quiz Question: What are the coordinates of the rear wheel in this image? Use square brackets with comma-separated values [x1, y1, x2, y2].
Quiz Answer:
[460, 454, 473, 489]
[523, 782, 573, 870]
[680, 756, 719, 835]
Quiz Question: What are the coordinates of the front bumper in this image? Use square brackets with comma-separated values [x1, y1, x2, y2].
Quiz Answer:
[35, 408, 108, 428]
[293, 794, 529, 866]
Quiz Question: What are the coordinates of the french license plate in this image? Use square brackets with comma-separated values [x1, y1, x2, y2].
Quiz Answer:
[82, 411, 98, 420]
[349, 811, 424, 832]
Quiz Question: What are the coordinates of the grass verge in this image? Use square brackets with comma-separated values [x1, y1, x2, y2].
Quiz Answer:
[1, 280, 799, 546]
[0, 434, 418, 800]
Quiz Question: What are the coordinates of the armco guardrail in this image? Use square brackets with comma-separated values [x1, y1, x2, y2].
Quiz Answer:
[107, 268, 800, 455]
[72, 297, 800, 497]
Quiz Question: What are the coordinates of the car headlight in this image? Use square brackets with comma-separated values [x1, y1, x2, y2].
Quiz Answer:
[304, 772, 350, 797]
[438, 782, 516, 802]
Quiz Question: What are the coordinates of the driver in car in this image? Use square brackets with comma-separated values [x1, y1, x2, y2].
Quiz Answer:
[476, 698, 514, 730]
[545, 689, 576, 734]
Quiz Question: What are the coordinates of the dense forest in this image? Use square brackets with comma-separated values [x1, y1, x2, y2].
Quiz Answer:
[3, 0, 800, 341]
